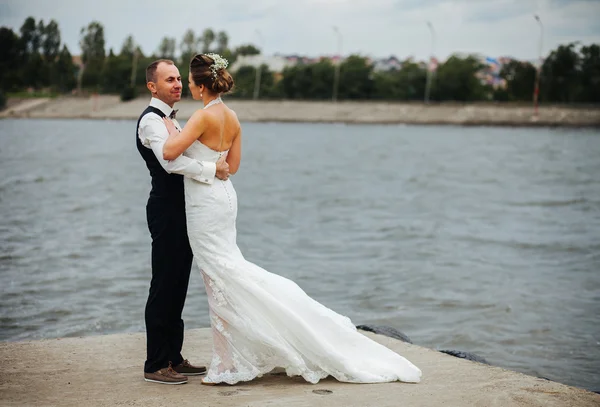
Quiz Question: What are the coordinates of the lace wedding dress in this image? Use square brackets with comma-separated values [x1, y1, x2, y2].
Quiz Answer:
[182, 101, 422, 385]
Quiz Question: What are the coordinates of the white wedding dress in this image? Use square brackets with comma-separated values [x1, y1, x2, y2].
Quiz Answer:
[182, 104, 421, 385]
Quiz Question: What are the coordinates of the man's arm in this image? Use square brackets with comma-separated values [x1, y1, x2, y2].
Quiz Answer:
[139, 114, 218, 184]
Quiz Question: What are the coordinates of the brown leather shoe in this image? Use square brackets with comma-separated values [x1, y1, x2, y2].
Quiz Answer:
[173, 359, 207, 376]
[144, 362, 188, 385]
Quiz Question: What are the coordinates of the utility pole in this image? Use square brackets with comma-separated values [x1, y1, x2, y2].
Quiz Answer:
[533, 15, 544, 117]
[424, 21, 435, 104]
[332, 26, 343, 103]
[253, 30, 264, 100]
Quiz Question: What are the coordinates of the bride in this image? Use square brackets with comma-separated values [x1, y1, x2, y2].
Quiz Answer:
[161, 53, 422, 385]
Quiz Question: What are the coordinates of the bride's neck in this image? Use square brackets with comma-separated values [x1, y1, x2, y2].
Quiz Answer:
[202, 93, 221, 107]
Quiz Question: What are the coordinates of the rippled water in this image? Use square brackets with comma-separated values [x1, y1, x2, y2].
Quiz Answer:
[1, 119, 599, 391]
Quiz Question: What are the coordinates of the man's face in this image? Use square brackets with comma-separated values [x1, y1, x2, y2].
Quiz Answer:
[151, 62, 182, 106]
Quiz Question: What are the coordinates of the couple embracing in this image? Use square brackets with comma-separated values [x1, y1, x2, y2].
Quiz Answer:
[136, 53, 421, 386]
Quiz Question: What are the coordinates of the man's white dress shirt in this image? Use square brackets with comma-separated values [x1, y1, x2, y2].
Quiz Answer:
[138, 97, 216, 184]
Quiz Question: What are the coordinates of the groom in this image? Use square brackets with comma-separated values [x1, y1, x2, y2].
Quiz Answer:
[136, 59, 230, 384]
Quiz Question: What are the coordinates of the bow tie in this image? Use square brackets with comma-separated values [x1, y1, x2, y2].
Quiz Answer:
[169, 109, 178, 119]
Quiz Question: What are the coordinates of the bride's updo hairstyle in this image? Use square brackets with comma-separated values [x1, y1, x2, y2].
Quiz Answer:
[190, 53, 234, 94]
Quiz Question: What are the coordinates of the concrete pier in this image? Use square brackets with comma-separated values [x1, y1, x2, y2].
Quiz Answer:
[1, 328, 598, 407]
[2, 96, 600, 127]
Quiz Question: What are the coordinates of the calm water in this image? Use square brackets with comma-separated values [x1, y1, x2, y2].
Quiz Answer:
[1, 119, 599, 391]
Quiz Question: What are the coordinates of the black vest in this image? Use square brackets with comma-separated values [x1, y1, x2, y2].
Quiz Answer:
[136, 106, 184, 206]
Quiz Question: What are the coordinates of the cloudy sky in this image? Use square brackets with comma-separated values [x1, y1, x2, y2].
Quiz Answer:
[1, 0, 599, 61]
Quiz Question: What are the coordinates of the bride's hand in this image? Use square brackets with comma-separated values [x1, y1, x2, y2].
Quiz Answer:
[162, 117, 178, 136]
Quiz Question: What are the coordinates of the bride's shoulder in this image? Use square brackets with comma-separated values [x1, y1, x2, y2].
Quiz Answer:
[223, 105, 238, 118]
[185, 108, 212, 128]
[190, 108, 210, 120]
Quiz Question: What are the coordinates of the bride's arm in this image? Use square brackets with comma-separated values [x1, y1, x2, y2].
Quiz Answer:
[139, 114, 216, 184]
[226, 127, 242, 175]
[162, 110, 206, 160]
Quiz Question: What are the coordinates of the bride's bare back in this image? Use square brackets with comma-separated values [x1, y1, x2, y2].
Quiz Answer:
[197, 103, 240, 152]
[163, 54, 241, 175]
[163, 99, 242, 175]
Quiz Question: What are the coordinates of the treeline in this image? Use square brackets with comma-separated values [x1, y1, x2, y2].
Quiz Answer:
[1, 17, 599, 106]
[236, 47, 599, 103]
[0, 17, 261, 102]
[0, 17, 77, 94]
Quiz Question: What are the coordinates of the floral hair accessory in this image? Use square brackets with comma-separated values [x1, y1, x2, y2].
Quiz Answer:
[205, 53, 229, 79]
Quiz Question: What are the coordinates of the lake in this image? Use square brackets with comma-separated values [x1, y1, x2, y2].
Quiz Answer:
[0, 119, 598, 391]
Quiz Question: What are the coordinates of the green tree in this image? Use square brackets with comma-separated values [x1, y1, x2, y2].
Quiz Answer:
[101, 49, 126, 93]
[201, 28, 215, 53]
[220, 48, 234, 66]
[24, 51, 46, 88]
[372, 71, 396, 100]
[337, 55, 374, 100]
[578, 44, 600, 102]
[0, 27, 25, 91]
[397, 61, 427, 100]
[226, 44, 260, 65]
[179, 29, 199, 96]
[231, 64, 278, 98]
[499, 60, 536, 101]
[36, 20, 45, 50]
[79, 21, 106, 89]
[373, 61, 427, 100]
[39, 20, 62, 88]
[53, 45, 76, 92]
[80, 21, 105, 63]
[120, 35, 136, 58]
[280, 65, 313, 99]
[157, 36, 176, 59]
[432, 55, 488, 101]
[306, 59, 335, 99]
[230, 65, 255, 98]
[19, 17, 47, 88]
[216, 31, 228, 54]
[540, 43, 580, 103]
[132, 47, 148, 87]
[41, 20, 61, 61]
[234, 44, 260, 57]
[20, 17, 41, 53]
[180, 29, 198, 66]
[279, 60, 334, 99]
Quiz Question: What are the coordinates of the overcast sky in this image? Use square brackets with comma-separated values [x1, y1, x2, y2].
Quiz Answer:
[1, 0, 599, 61]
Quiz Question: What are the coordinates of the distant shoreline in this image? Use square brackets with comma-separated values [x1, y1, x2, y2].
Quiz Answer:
[2, 96, 600, 128]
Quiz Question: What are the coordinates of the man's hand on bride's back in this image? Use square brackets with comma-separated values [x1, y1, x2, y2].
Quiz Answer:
[216, 155, 230, 181]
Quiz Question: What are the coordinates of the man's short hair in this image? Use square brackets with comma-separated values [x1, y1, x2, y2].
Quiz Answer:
[146, 59, 175, 83]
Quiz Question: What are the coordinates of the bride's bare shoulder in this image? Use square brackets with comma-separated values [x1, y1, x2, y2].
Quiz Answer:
[191, 107, 218, 121]
[184, 108, 213, 128]
[225, 105, 239, 121]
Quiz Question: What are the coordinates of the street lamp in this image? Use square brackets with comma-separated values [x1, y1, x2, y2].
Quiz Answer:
[533, 15, 544, 117]
[332, 26, 343, 103]
[424, 21, 435, 104]
[253, 29, 264, 100]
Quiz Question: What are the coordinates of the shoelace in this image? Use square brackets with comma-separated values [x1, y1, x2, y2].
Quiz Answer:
[166, 361, 177, 375]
